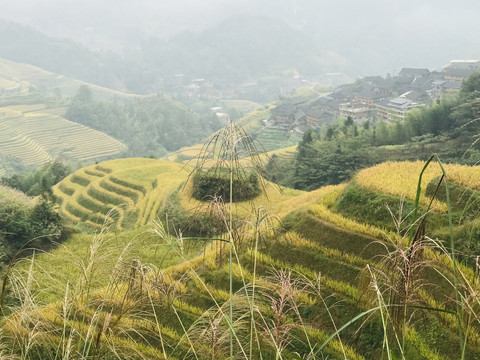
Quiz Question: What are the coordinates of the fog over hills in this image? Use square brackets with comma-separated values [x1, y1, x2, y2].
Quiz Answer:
[1, 0, 480, 79]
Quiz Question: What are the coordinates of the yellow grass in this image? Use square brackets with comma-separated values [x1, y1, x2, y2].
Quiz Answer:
[177, 177, 304, 219]
[53, 158, 190, 230]
[355, 161, 480, 212]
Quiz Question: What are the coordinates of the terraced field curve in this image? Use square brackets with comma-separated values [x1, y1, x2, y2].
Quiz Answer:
[53, 158, 191, 230]
[0, 105, 126, 168]
[15, 160, 480, 358]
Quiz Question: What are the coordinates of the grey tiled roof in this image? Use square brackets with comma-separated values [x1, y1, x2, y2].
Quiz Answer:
[443, 68, 477, 78]
[399, 68, 430, 77]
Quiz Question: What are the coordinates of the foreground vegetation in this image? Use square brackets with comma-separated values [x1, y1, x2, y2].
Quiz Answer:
[1, 119, 480, 359]
[0, 185, 63, 267]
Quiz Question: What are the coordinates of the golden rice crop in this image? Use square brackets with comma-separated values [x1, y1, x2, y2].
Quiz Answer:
[355, 161, 480, 212]
[53, 158, 189, 230]
[251, 250, 359, 299]
[286, 231, 370, 268]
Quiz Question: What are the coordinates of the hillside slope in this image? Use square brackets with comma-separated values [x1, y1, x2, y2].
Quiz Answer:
[7, 159, 480, 359]
[52, 158, 191, 230]
[0, 56, 137, 99]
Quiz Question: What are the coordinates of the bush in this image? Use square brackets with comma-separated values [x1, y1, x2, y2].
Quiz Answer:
[0, 188, 63, 263]
[162, 191, 233, 237]
[191, 168, 261, 202]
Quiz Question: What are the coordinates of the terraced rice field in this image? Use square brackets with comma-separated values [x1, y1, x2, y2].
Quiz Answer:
[0, 56, 137, 99]
[254, 127, 302, 152]
[0, 105, 126, 166]
[0, 77, 21, 91]
[53, 158, 191, 230]
[29, 160, 476, 358]
[354, 160, 480, 212]
[54, 156, 308, 230]
[12, 160, 480, 358]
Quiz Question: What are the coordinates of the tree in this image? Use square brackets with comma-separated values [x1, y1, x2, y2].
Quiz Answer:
[375, 121, 390, 145]
[74, 85, 93, 103]
[459, 72, 480, 102]
[293, 139, 373, 190]
[1, 161, 71, 198]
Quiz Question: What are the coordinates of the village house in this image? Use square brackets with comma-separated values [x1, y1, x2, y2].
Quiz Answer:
[270, 103, 296, 128]
[354, 88, 385, 107]
[269, 97, 307, 129]
[375, 95, 423, 121]
[428, 80, 462, 101]
[265, 60, 478, 133]
[339, 102, 371, 120]
[442, 60, 480, 82]
[398, 68, 431, 79]
[304, 107, 329, 128]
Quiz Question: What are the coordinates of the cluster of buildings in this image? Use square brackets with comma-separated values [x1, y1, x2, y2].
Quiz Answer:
[269, 60, 480, 133]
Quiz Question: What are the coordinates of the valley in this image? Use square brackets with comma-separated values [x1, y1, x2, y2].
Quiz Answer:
[2, 6, 480, 358]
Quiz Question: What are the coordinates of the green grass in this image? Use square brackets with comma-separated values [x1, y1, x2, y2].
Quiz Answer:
[11, 226, 202, 304]
[7, 157, 480, 359]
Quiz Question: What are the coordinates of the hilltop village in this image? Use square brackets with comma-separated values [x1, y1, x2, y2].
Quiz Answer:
[267, 59, 480, 133]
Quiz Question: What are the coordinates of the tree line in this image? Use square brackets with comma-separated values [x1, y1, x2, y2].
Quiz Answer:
[266, 73, 480, 190]
[66, 86, 223, 157]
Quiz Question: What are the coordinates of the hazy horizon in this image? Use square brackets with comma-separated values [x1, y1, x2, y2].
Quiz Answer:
[1, 0, 480, 77]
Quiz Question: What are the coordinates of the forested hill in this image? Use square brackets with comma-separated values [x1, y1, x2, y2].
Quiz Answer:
[0, 20, 149, 93]
[140, 15, 344, 86]
[0, 16, 345, 95]
[65, 86, 223, 157]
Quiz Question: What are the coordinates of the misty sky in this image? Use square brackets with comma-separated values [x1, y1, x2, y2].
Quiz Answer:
[1, 0, 480, 76]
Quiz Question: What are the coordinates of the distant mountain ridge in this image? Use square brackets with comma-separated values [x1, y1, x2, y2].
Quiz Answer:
[141, 15, 346, 85]
[0, 16, 346, 95]
[0, 20, 149, 93]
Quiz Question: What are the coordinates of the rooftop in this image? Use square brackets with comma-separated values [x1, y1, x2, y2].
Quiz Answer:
[398, 68, 431, 77]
